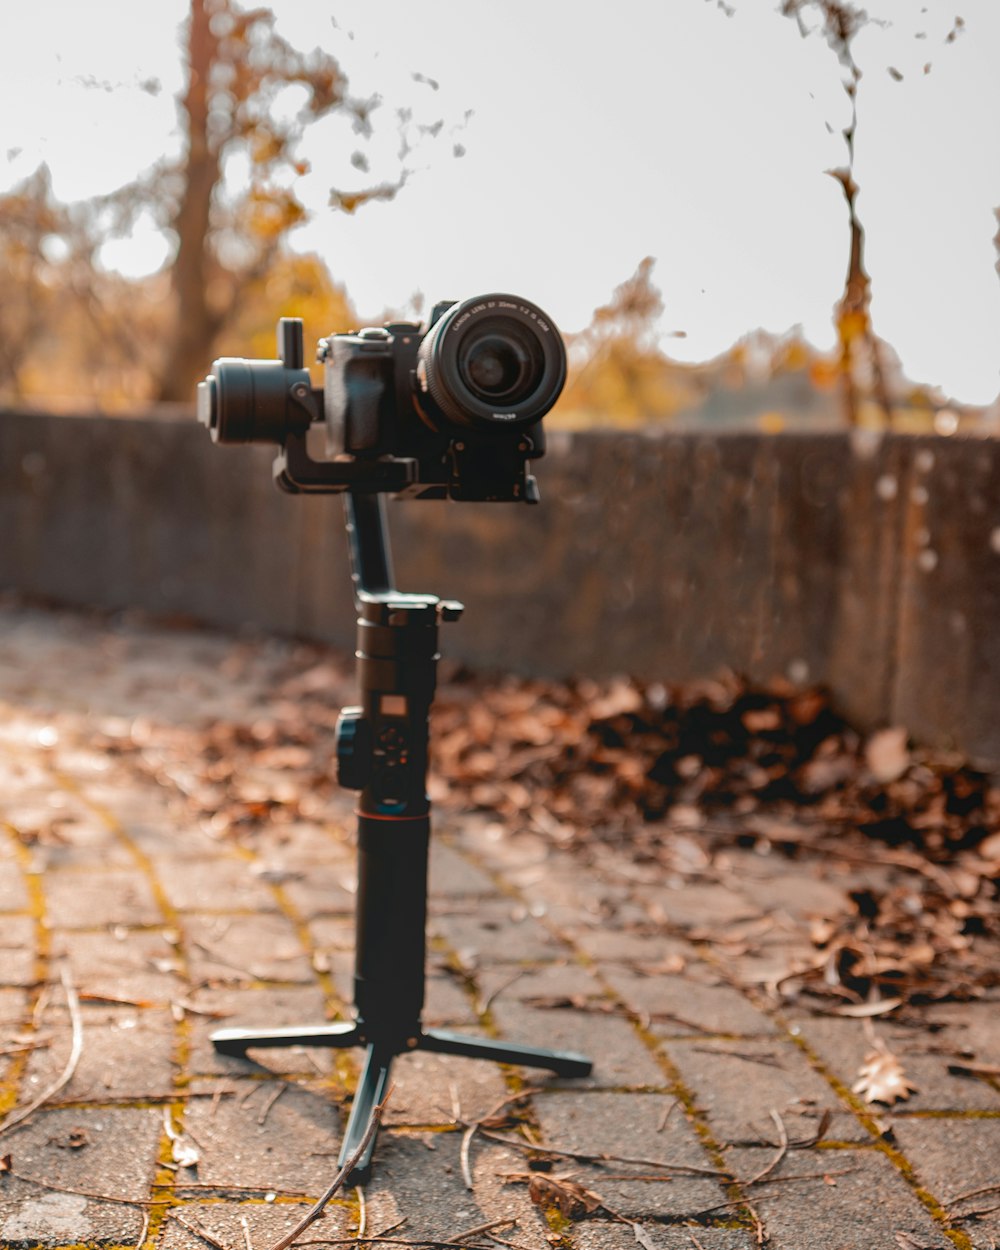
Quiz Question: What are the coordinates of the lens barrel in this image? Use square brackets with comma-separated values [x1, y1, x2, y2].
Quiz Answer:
[417, 294, 565, 431]
[197, 358, 313, 444]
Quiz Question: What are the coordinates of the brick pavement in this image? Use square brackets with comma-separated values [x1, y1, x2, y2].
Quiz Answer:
[0, 602, 998, 1249]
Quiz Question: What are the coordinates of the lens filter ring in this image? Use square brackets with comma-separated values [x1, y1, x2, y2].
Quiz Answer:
[419, 294, 566, 431]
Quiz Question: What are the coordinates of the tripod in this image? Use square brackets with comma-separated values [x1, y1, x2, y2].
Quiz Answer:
[212, 492, 592, 1184]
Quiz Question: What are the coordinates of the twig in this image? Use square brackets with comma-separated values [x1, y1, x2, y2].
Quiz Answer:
[264, 1085, 393, 1250]
[948, 1182, 1000, 1205]
[656, 1099, 678, 1131]
[0, 967, 83, 1138]
[456, 1087, 542, 1192]
[952, 1201, 1000, 1221]
[356, 1184, 367, 1240]
[479, 970, 525, 1015]
[460, 1123, 477, 1190]
[743, 1110, 788, 1186]
[5, 1166, 158, 1206]
[134, 1208, 150, 1250]
[449, 1218, 517, 1244]
[242, 1213, 255, 1250]
[478, 1127, 728, 1177]
[257, 1083, 288, 1125]
[173, 1214, 228, 1250]
[0, 1040, 51, 1057]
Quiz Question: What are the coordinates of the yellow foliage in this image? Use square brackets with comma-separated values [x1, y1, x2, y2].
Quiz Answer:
[224, 250, 356, 380]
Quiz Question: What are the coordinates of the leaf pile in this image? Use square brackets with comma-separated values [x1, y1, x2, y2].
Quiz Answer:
[430, 668, 1000, 1004]
[431, 669, 997, 857]
[75, 646, 999, 1007]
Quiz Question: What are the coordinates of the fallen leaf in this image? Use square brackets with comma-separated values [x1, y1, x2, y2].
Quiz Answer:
[828, 998, 903, 1018]
[853, 1042, 917, 1106]
[528, 1174, 603, 1220]
[865, 727, 910, 783]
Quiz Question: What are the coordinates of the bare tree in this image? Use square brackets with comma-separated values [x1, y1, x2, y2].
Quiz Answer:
[150, 0, 398, 401]
[779, 0, 895, 426]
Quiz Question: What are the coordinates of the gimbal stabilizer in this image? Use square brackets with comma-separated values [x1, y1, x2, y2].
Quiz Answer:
[205, 303, 591, 1183]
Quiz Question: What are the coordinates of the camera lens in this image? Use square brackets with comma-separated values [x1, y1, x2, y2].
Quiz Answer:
[418, 294, 565, 431]
[459, 324, 543, 404]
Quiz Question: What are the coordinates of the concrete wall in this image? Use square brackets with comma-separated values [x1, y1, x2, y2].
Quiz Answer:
[2, 409, 1000, 762]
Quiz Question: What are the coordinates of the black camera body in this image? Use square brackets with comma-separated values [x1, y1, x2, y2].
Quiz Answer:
[197, 293, 565, 503]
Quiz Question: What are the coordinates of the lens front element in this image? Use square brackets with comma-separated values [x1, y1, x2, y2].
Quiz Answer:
[418, 295, 565, 430]
[459, 322, 543, 404]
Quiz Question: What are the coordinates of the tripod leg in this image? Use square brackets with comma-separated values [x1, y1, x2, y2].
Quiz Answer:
[339, 1044, 394, 1186]
[211, 1021, 361, 1057]
[420, 1028, 592, 1078]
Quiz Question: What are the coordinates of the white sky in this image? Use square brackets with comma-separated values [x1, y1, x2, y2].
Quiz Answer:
[2, 1, 998, 403]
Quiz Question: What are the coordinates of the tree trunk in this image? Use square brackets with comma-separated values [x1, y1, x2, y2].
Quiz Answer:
[156, 0, 223, 402]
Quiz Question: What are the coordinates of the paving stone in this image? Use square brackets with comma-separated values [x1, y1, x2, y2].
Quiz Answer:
[892, 1117, 1000, 1242]
[0, 987, 28, 1023]
[258, 818, 356, 866]
[0, 1106, 161, 1245]
[501, 853, 649, 931]
[362, 1131, 551, 1245]
[532, 1090, 729, 1220]
[724, 1145, 952, 1249]
[0, 831, 28, 912]
[429, 897, 570, 967]
[380, 1039, 510, 1127]
[480, 960, 612, 1008]
[601, 964, 779, 1038]
[568, 926, 693, 966]
[634, 882, 762, 932]
[183, 1078, 347, 1193]
[278, 862, 357, 918]
[158, 1200, 353, 1248]
[719, 860, 856, 924]
[183, 912, 315, 985]
[150, 854, 281, 913]
[41, 866, 161, 928]
[50, 926, 184, 1003]
[428, 839, 499, 898]
[422, 970, 480, 1029]
[790, 1013, 1000, 1113]
[23, 1003, 176, 1102]
[575, 1225, 756, 1250]
[490, 997, 665, 1088]
[0, 916, 38, 988]
[663, 1037, 866, 1145]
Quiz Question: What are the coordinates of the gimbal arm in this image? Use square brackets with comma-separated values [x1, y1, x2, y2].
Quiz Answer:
[344, 491, 395, 605]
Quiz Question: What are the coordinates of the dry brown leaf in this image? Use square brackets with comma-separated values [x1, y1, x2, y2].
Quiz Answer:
[865, 727, 910, 783]
[828, 997, 903, 1018]
[528, 1174, 604, 1220]
[853, 1042, 917, 1106]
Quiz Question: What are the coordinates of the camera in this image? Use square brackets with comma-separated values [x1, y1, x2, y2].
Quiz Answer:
[197, 293, 566, 502]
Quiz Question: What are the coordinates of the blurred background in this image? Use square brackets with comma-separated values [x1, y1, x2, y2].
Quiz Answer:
[2, 0, 997, 431]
